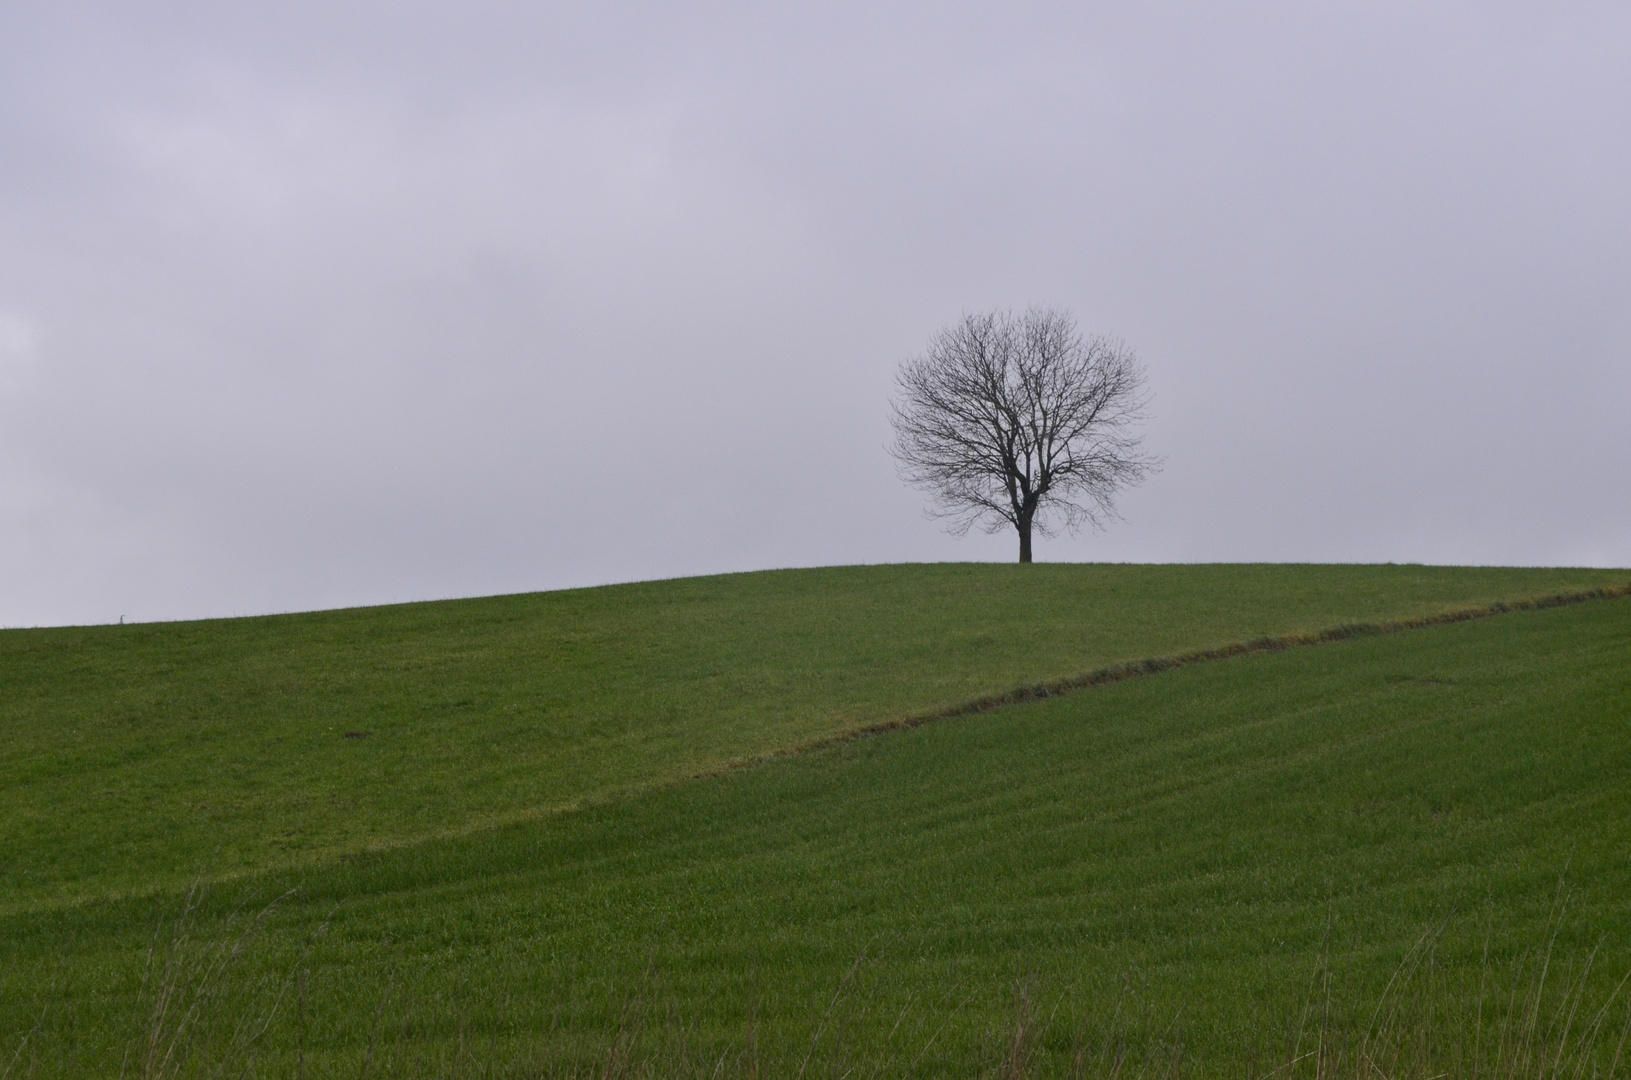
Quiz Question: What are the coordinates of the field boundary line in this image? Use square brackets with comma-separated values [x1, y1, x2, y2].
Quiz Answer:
[687, 581, 1631, 780]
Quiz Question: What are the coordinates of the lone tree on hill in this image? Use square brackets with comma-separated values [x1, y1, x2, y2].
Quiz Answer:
[889, 307, 1157, 563]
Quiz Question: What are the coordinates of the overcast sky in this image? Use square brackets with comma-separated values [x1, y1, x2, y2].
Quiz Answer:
[2, 2, 1628, 626]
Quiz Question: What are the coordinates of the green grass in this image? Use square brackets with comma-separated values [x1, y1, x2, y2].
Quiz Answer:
[1, 569, 1628, 1076]
[2, 562, 1625, 913]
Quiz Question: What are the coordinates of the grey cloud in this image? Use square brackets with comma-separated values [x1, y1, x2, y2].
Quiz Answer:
[1, 1, 1627, 624]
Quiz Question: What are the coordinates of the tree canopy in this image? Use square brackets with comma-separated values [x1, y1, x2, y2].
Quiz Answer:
[889, 307, 1157, 562]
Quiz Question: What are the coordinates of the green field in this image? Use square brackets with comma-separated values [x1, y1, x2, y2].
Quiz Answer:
[2, 564, 1629, 1076]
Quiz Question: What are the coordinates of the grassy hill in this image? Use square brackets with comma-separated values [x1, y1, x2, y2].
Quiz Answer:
[2, 564, 1629, 1076]
[3, 562, 1625, 913]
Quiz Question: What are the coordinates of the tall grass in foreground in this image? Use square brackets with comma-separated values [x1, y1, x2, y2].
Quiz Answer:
[6, 897, 1626, 1079]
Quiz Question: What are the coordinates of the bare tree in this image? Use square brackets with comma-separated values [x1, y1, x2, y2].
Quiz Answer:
[889, 307, 1157, 563]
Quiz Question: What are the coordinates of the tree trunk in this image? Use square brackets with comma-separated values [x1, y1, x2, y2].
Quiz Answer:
[1017, 515, 1033, 563]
